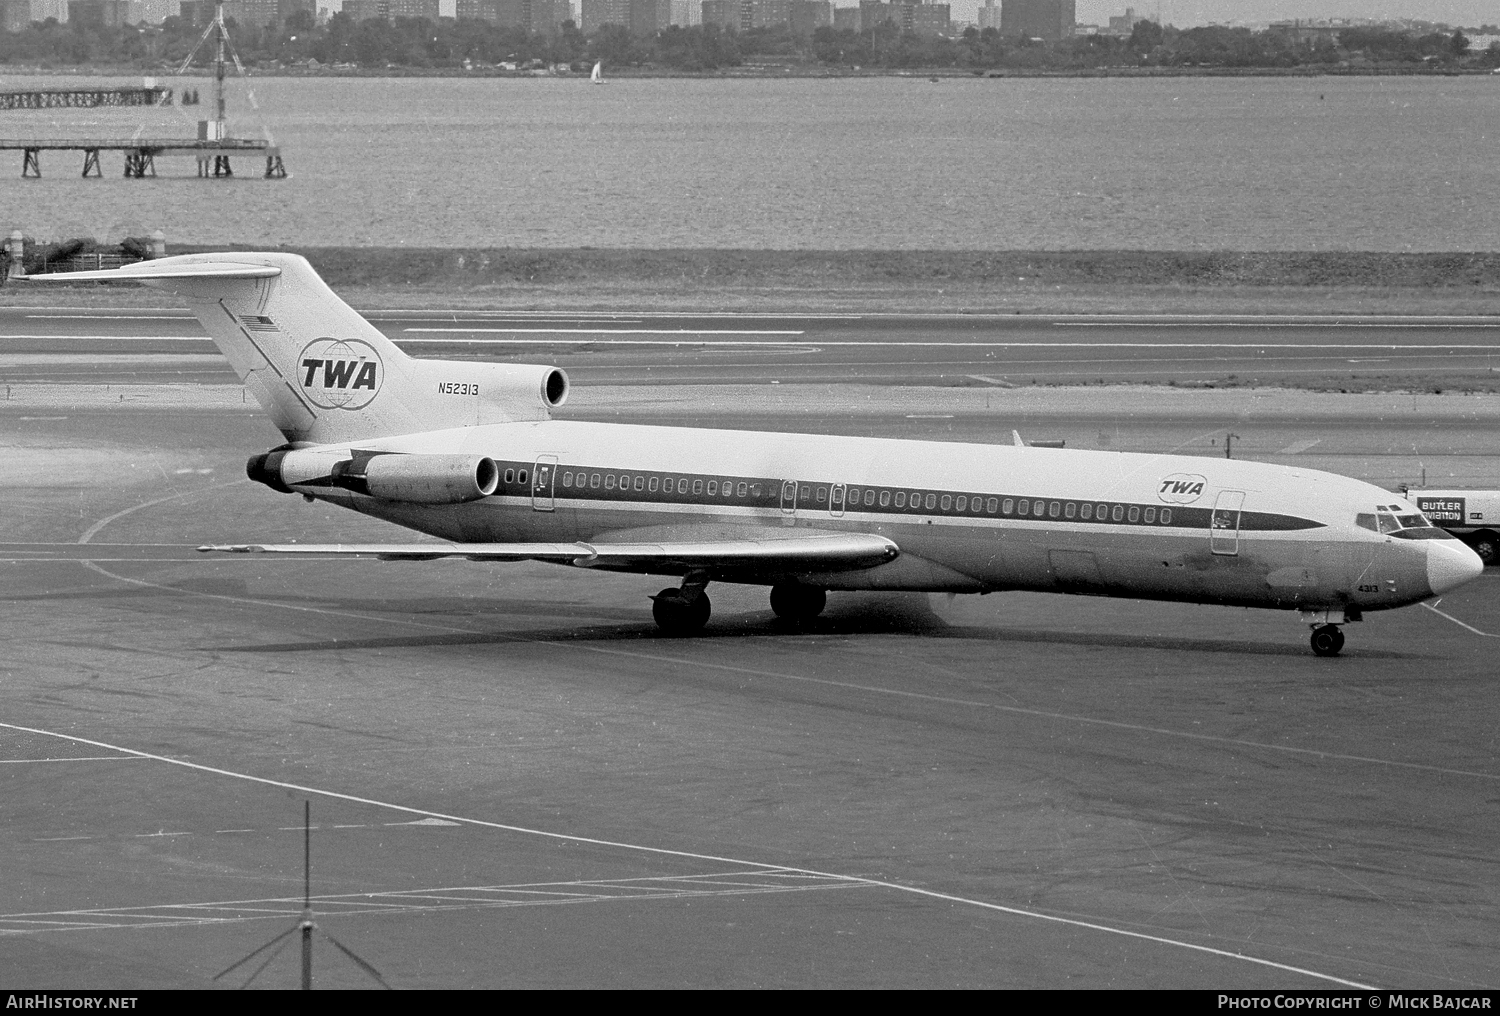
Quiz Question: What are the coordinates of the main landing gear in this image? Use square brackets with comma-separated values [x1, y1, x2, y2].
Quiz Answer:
[651, 575, 711, 635]
[769, 583, 826, 622]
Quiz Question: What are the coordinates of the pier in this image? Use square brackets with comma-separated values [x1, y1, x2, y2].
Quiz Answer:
[0, 87, 173, 110]
[1, 138, 285, 179]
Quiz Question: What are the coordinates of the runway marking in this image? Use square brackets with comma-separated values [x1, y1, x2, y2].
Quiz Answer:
[405, 328, 806, 336]
[0, 720, 1375, 988]
[965, 374, 1017, 387]
[1278, 438, 1323, 455]
[0, 871, 864, 935]
[1421, 602, 1497, 637]
[0, 756, 142, 764]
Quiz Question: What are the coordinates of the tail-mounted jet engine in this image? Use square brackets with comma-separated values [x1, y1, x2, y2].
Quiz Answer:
[247, 449, 499, 505]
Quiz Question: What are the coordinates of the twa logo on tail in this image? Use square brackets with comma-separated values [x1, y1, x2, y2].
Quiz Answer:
[298, 338, 382, 410]
[1157, 473, 1207, 504]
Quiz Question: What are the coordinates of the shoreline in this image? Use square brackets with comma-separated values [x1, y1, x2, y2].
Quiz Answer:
[31, 247, 1497, 316]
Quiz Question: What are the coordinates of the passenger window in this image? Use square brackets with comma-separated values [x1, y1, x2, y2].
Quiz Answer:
[801, 487, 810, 502]
[940, 495, 952, 510]
[1018, 499, 1029, 515]
[894, 491, 906, 507]
[817, 486, 827, 502]
[605, 474, 615, 490]
[708, 481, 717, 495]
[1080, 503, 1092, 520]
[987, 498, 999, 513]
[518, 470, 528, 485]
[648, 476, 660, 492]
[560, 471, 572, 487]
[693, 480, 703, 495]
[864, 489, 875, 506]
[737, 482, 748, 497]
[956, 496, 967, 511]
[1002, 499, 1013, 514]
[590, 473, 600, 488]
[1048, 501, 1060, 518]
[1144, 507, 1155, 523]
[831, 486, 844, 507]
[879, 490, 890, 507]
[1096, 503, 1107, 519]
[1065, 502, 1076, 519]
[1034, 501, 1045, 517]
[848, 488, 859, 503]
[925, 493, 936, 510]
[504, 468, 515, 483]
[663, 476, 673, 490]
[973, 497, 984, 513]
[677, 479, 688, 494]
[750, 483, 762, 497]
[1377, 513, 1401, 534]
[634, 476, 645, 491]
[1111, 505, 1123, 522]
[1160, 509, 1172, 524]
[1127, 506, 1140, 522]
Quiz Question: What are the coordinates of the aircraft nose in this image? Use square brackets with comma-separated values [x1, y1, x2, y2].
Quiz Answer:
[1427, 541, 1485, 596]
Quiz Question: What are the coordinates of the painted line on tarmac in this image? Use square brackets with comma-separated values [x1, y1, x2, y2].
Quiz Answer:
[0, 756, 142, 764]
[0, 718, 1375, 989]
[1421, 602, 1497, 637]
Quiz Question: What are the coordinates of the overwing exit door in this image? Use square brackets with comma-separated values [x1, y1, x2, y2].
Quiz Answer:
[532, 455, 556, 512]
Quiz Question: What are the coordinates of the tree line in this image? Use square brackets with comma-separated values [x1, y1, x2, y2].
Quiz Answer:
[0, 14, 1496, 73]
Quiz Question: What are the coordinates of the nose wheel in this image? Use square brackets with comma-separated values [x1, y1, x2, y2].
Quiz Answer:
[1309, 624, 1345, 657]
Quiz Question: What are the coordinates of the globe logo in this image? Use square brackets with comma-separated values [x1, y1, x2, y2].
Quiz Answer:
[298, 338, 382, 411]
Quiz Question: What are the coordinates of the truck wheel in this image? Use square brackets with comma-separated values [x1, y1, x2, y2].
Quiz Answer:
[1469, 531, 1498, 566]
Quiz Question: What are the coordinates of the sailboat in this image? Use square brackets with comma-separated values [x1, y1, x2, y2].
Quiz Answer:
[590, 61, 604, 84]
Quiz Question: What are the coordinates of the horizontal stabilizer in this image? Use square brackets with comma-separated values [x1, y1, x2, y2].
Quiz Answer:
[199, 533, 900, 571]
[23, 261, 281, 283]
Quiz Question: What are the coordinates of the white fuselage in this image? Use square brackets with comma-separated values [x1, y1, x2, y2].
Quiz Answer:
[291, 419, 1466, 614]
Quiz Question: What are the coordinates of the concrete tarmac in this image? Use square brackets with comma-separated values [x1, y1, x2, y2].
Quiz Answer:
[3, 306, 1500, 389]
[2, 390, 1498, 988]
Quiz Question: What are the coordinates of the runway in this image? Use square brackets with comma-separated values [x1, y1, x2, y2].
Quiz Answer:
[3, 306, 1500, 389]
[2, 385, 1498, 988]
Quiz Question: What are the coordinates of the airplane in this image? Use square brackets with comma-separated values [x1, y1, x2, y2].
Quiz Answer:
[34, 253, 1485, 656]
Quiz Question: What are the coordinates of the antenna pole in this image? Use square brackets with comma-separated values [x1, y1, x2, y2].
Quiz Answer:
[214, 0, 226, 132]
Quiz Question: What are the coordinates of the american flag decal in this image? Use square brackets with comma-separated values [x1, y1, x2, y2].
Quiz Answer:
[239, 314, 278, 332]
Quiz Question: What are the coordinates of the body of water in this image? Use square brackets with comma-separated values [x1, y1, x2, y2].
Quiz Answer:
[1, 73, 1497, 250]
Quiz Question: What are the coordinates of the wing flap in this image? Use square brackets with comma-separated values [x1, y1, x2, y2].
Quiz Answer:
[199, 532, 899, 571]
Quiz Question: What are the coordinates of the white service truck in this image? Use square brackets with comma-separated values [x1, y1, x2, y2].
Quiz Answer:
[1404, 489, 1500, 566]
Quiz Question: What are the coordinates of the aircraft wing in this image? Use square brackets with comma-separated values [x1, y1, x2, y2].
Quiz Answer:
[199, 531, 900, 572]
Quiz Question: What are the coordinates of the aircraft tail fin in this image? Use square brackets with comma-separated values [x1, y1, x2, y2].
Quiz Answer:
[30, 253, 567, 445]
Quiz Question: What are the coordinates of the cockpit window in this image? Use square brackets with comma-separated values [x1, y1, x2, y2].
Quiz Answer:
[1355, 513, 1379, 533]
[1396, 513, 1430, 529]
[1377, 513, 1402, 534]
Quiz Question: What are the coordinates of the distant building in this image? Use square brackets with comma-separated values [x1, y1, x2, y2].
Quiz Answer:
[669, 0, 696, 25]
[831, 3, 857, 30]
[701, 0, 826, 32]
[788, 0, 827, 32]
[180, 0, 311, 27]
[629, 0, 668, 34]
[1266, 18, 1347, 46]
[976, 0, 997, 30]
[342, 0, 438, 21]
[1101, 5, 1138, 35]
[457, 0, 568, 29]
[68, 0, 128, 24]
[580, 0, 626, 30]
[856, 0, 948, 35]
[999, 0, 1071, 40]
[0, 0, 32, 30]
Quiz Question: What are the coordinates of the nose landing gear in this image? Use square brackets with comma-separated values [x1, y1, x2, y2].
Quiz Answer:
[1301, 608, 1357, 657]
[1309, 624, 1345, 657]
